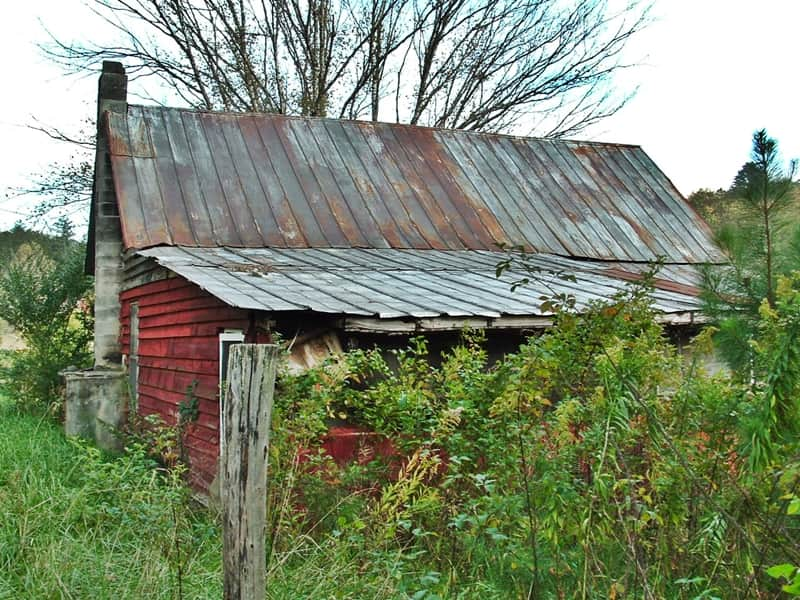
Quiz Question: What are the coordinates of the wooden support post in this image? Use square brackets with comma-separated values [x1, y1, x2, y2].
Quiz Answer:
[221, 344, 279, 600]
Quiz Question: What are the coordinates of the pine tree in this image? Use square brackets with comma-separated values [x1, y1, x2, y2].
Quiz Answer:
[701, 129, 799, 372]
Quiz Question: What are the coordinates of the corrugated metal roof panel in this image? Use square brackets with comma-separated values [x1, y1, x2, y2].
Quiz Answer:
[108, 107, 723, 264]
[136, 247, 704, 320]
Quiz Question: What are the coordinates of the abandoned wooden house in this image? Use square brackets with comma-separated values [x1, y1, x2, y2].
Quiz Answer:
[76, 61, 723, 490]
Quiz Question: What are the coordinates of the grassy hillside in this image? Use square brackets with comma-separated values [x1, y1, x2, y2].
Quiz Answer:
[0, 226, 77, 261]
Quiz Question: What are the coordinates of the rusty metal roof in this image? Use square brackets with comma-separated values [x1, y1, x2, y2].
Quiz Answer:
[137, 247, 704, 323]
[107, 105, 722, 264]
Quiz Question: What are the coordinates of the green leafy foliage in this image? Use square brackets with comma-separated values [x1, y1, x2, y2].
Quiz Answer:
[178, 380, 200, 424]
[265, 278, 800, 598]
[3, 256, 800, 597]
[767, 488, 800, 596]
[0, 237, 93, 410]
[768, 564, 800, 596]
[740, 275, 800, 472]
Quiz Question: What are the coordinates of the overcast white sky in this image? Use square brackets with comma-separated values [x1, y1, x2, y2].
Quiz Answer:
[1, 0, 798, 231]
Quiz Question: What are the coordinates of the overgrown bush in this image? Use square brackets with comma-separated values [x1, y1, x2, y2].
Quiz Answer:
[0, 240, 93, 411]
[3, 256, 799, 597]
[265, 277, 800, 598]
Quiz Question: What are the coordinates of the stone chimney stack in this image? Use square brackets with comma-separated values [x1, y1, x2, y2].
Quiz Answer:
[92, 61, 127, 368]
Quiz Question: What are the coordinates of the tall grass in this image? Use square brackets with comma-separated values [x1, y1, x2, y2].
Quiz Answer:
[0, 397, 446, 599]
[0, 396, 221, 599]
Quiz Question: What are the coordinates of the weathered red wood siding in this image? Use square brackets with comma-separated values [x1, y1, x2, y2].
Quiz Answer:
[118, 276, 431, 491]
[120, 276, 259, 490]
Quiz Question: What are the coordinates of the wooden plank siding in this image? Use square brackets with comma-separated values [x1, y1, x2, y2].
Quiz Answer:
[120, 275, 269, 490]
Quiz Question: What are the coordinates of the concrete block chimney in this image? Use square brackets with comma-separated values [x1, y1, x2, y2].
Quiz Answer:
[63, 61, 129, 452]
[92, 61, 127, 368]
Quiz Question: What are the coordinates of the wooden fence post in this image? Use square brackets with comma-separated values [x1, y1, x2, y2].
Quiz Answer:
[221, 343, 279, 600]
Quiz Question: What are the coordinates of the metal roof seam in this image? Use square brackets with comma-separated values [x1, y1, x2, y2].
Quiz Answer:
[622, 147, 720, 261]
[437, 131, 542, 250]
[107, 112, 153, 249]
[178, 111, 241, 245]
[481, 135, 575, 254]
[111, 107, 721, 265]
[516, 138, 611, 258]
[598, 146, 697, 260]
[343, 122, 432, 248]
[149, 107, 200, 246]
[372, 122, 465, 249]
[390, 125, 488, 249]
[160, 108, 220, 245]
[548, 141, 649, 261]
[307, 120, 394, 248]
[282, 119, 368, 247]
[215, 112, 271, 246]
[370, 269, 505, 317]
[243, 114, 309, 246]
[275, 270, 416, 316]
[263, 117, 336, 246]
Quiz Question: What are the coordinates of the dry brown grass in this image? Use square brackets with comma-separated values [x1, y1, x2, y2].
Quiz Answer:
[0, 319, 24, 351]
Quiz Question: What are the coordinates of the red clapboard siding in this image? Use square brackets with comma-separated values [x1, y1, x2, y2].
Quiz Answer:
[138, 323, 235, 339]
[141, 307, 247, 329]
[197, 398, 220, 417]
[187, 421, 219, 443]
[138, 337, 220, 360]
[120, 276, 192, 301]
[138, 368, 218, 395]
[138, 296, 227, 316]
[139, 356, 219, 374]
[120, 274, 257, 491]
[186, 435, 219, 457]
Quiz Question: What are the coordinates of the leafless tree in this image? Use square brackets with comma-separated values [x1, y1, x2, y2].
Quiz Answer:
[5, 121, 95, 225]
[47, 0, 648, 135]
[18, 0, 646, 224]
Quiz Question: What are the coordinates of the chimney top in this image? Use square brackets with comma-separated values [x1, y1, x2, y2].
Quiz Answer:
[102, 61, 125, 75]
[98, 61, 127, 106]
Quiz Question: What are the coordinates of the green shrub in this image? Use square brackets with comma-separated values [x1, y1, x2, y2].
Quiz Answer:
[0, 241, 92, 411]
[4, 269, 800, 597]
[266, 277, 800, 598]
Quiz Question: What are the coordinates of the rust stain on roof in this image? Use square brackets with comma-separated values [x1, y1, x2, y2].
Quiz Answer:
[106, 106, 724, 264]
[600, 267, 703, 297]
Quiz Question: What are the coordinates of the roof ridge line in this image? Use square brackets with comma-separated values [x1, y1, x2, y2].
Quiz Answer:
[126, 103, 642, 149]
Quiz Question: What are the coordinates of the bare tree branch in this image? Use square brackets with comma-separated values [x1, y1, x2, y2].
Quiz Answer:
[29, 0, 648, 224]
[42, 0, 647, 133]
[26, 119, 96, 149]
